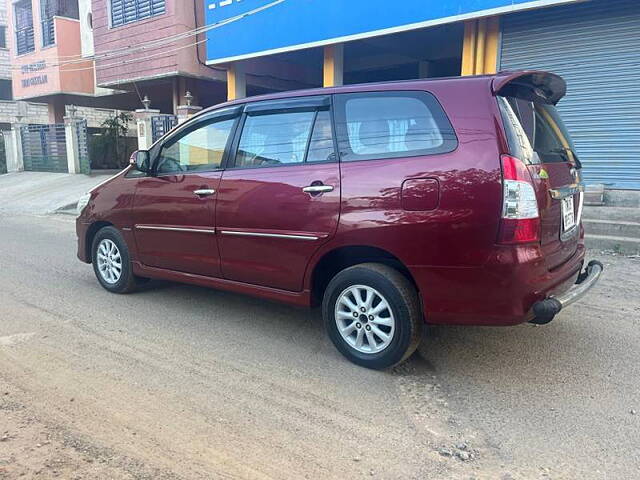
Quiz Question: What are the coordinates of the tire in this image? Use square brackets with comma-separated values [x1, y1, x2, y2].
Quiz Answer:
[91, 226, 139, 294]
[322, 263, 423, 370]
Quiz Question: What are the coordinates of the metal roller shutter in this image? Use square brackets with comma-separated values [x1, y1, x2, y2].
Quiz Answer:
[500, 0, 640, 190]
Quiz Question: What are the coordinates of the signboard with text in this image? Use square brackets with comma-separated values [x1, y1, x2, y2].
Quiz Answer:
[204, 0, 580, 64]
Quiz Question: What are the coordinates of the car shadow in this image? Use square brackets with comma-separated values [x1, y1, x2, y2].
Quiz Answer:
[129, 279, 602, 382]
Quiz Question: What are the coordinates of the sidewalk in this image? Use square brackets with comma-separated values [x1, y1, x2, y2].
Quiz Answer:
[0, 171, 121, 216]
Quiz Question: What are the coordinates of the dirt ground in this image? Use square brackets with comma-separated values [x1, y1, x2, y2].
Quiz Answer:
[1, 214, 639, 479]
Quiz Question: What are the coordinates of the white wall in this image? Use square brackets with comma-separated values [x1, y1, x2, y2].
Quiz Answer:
[79, 0, 95, 58]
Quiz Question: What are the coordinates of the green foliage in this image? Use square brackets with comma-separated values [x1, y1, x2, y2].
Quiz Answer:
[102, 111, 133, 139]
[89, 112, 136, 170]
[0, 134, 6, 174]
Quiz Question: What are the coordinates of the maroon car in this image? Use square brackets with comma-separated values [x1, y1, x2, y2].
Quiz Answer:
[76, 71, 603, 369]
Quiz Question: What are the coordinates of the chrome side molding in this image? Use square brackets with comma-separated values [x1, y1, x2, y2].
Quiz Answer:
[220, 230, 319, 241]
[135, 225, 216, 234]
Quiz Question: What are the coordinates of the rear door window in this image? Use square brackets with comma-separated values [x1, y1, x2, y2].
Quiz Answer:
[233, 105, 336, 169]
[306, 111, 336, 163]
[334, 91, 457, 162]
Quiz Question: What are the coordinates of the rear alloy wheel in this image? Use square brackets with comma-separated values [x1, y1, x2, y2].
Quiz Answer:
[335, 285, 395, 354]
[91, 226, 139, 294]
[323, 263, 422, 369]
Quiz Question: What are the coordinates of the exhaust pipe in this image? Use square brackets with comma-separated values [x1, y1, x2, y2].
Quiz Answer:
[530, 260, 604, 325]
[531, 297, 563, 325]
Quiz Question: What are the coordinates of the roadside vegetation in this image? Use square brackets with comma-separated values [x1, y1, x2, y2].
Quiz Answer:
[88, 112, 137, 170]
[0, 133, 7, 174]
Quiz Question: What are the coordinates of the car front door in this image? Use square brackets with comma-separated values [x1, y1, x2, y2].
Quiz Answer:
[216, 96, 341, 291]
[132, 109, 240, 277]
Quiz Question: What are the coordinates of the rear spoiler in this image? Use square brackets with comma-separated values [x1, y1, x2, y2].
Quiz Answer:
[492, 71, 567, 105]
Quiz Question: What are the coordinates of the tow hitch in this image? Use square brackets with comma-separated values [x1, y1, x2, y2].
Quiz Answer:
[531, 260, 604, 325]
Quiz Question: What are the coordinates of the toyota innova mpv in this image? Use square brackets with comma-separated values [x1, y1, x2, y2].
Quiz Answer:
[76, 71, 603, 369]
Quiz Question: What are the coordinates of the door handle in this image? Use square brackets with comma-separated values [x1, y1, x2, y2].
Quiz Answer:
[194, 189, 216, 197]
[302, 185, 334, 194]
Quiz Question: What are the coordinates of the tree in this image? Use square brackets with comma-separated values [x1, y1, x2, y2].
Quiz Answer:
[90, 111, 134, 169]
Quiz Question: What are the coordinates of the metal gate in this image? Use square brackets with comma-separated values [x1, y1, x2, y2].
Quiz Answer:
[500, 0, 640, 190]
[21, 124, 68, 173]
[76, 119, 91, 174]
[151, 115, 178, 143]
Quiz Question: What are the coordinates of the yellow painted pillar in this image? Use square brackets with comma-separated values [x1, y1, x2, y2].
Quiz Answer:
[323, 44, 344, 87]
[227, 62, 246, 101]
[461, 17, 500, 76]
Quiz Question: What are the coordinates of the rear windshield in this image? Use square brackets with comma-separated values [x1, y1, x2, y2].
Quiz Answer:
[498, 96, 578, 165]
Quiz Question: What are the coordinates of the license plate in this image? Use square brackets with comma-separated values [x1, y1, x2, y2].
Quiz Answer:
[562, 196, 576, 232]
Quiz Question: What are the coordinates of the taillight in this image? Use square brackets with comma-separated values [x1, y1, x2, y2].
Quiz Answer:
[498, 155, 540, 244]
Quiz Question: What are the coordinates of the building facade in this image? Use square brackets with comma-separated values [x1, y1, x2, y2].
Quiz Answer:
[8, 0, 95, 122]
[6, 0, 137, 124]
[199, 0, 639, 191]
[90, 0, 227, 113]
[4, 0, 638, 188]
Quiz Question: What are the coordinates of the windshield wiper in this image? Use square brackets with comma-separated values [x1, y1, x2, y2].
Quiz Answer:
[550, 147, 582, 168]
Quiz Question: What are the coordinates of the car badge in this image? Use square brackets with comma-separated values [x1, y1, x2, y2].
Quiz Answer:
[539, 169, 549, 180]
[570, 167, 579, 181]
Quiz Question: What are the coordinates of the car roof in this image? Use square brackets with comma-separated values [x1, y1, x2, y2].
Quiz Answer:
[194, 70, 558, 117]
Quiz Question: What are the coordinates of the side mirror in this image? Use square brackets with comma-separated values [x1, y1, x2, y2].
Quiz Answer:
[130, 150, 151, 173]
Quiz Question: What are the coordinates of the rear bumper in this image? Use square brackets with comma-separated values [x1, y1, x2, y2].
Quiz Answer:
[411, 242, 591, 326]
[531, 260, 603, 324]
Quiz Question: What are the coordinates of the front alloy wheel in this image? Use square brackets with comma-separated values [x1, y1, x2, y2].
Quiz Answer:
[96, 238, 123, 285]
[91, 226, 140, 294]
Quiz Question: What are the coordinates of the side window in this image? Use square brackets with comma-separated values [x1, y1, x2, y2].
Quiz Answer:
[235, 111, 316, 168]
[334, 91, 457, 162]
[307, 111, 335, 163]
[156, 118, 235, 175]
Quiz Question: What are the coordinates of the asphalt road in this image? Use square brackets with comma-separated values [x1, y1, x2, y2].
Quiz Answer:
[0, 213, 638, 479]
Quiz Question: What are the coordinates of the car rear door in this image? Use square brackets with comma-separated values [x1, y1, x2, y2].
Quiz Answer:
[131, 108, 240, 277]
[497, 78, 583, 270]
[215, 96, 340, 292]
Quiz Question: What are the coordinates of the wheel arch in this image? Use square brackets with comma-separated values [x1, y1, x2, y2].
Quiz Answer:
[309, 245, 419, 306]
[85, 221, 114, 263]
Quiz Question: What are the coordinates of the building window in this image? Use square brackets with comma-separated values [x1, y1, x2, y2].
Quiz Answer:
[110, 0, 166, 28]
[14, 0, 35, 55]
[0, 80, 12, 101]
[40, 0, 80, 47]
[0, 26, 6, 49]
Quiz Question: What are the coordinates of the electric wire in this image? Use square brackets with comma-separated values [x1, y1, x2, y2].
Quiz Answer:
[11, 0, 285, 71]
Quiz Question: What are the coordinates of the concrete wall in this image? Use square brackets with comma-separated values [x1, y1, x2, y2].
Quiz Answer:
[92, 0, 223, 87]
[71, 105, 135, 130]
[0, 100, 130, 129]
[0, 101, 47, 125]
